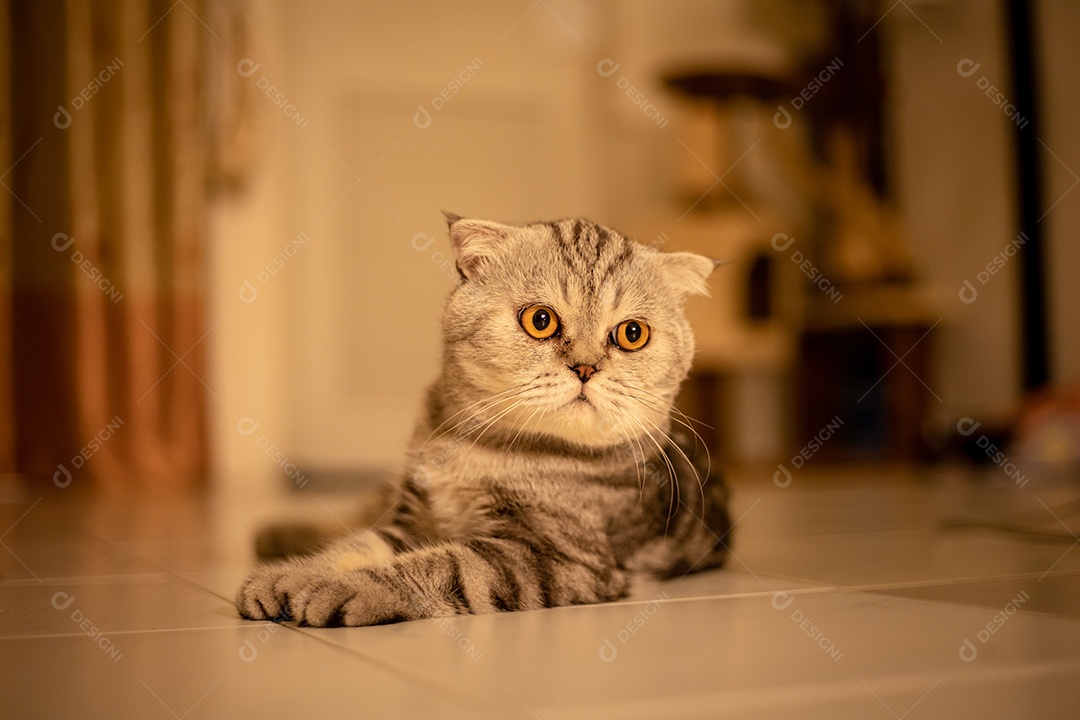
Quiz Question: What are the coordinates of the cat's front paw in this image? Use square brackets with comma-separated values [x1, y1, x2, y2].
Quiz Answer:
[236, 562, 391, 627]
[235, 560, 313, 622]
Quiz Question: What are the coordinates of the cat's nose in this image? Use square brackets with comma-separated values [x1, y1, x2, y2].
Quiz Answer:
[570, 364, 597, 383]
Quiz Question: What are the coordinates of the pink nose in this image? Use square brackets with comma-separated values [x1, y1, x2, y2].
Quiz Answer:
[571, 364, 596, 382]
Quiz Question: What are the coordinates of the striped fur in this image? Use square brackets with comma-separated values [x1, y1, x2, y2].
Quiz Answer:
[237, 216, 731, 626]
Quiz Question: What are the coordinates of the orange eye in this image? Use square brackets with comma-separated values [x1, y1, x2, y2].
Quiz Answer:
[612, 320, 650, 351]
[520, 305, 559, 340]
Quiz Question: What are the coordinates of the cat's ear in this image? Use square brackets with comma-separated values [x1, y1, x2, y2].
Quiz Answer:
[444, 213, 512, 280]
[658, 252, 722, 298]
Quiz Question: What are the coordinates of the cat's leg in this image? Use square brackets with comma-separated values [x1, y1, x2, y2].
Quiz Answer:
[236, 527, 410, 620]
[253, 484, 398, 560]
[236, 524, 627, 626]
[253, 520, 341, 560]
[624, 466, 732, 578]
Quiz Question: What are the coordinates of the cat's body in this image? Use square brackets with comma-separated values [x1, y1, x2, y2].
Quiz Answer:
[237, 215, 732, 626]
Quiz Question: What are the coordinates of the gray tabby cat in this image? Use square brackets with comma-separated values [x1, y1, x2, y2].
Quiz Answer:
[236, 214, 732, 627]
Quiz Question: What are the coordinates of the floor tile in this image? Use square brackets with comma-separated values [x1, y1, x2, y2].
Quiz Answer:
[738, 528, 1080, 586]
[0, 497, 102, 546]
[4, 465, 1080, 718]
[622, 567, 825, 603]
[176, 563, 255, 602]
[0, 540, 168, 584]
[873, 571, 1080, 619]
[0, 626, 473, 720]
[0, 578, 243, 638]
[300, 589, 1080, 718]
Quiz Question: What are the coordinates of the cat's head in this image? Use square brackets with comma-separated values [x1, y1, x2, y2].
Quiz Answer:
[438, 214, 716, 450]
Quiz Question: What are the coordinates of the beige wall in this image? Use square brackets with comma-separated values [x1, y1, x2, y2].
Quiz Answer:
[892, 0, 1079, 425]
[892, 1, 1020, 421]
[210, 0, 1079, 488]
[1039, 0, 1080, 388]
[210, 0, 616, 488]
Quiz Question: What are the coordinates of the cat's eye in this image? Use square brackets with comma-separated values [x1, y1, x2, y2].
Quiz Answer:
[520, 305, 560, 340]
[612, 319, 650, 351]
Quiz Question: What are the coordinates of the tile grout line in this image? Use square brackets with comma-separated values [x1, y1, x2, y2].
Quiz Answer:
[1, 624, 259, 641]
[75, 531, 491, 709]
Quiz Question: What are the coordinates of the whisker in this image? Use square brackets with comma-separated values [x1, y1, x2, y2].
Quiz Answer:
[639, 414, 706, 520]
[435, 383, 549, 450]
[629, 414, 679, 536]
[419, 385, 527, 448]
[467, 398, 528, 450]
[619, 384, 713, 483]
[623, 383, 715, 431]
[445, 392, 531, 439]
[505, 403, 545, 454]
[612, 414, 644, 494]
[633, 398, 712, 476]
[622, 384, 716, 467]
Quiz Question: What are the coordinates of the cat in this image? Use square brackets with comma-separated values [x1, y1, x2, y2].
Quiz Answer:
[236, 214, 732, 627]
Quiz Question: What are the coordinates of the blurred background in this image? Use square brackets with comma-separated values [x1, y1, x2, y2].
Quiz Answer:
[2, 0, 1079, 495]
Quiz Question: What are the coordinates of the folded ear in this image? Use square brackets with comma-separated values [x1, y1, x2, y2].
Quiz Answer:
[658, 252, 722, 298]
[444, 213, 513, 281]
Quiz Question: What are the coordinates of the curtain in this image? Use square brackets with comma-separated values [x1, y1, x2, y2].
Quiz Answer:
[3, 0, 220, 492]
[0, 1, 13, 481]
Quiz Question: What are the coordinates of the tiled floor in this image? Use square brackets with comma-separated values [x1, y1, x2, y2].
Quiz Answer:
[2, 464, 1078, 718]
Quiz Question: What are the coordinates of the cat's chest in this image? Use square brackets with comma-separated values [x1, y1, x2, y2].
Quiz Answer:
[410, 442, 642, 539]
[419, 485, 493, 539]
[413, 447, 543, 537]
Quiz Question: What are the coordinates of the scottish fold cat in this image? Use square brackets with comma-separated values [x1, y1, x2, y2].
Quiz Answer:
[237, 215, 732, 626]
